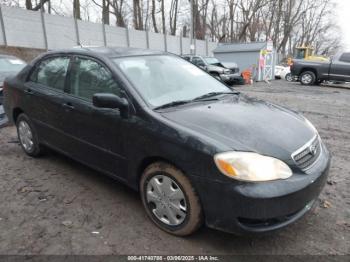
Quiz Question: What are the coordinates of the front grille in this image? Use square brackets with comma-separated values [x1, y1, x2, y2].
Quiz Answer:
[292, 135, 321, 170]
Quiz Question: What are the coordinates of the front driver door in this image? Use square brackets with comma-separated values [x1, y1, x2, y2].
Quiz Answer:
[61, 56, 128, 179]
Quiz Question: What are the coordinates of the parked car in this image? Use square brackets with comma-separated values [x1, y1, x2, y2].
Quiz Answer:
[0, 54, 26, 127]
[291, 52, 350, 85]
[182, 55, 244, 85]
[4, 47, 330, 236]
[275, 65, 296, 82]
[274, 65, 286, 79]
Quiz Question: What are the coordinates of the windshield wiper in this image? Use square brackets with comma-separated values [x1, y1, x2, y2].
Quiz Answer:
[154, 91, 240, 110]
[192, 91, 240, 101]
[153, 100, 192, 110]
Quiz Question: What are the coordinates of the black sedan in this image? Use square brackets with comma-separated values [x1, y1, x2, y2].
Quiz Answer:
[3, 47, 331, 236]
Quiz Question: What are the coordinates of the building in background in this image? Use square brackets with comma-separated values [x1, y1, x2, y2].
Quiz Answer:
[213, 42, 276, 81]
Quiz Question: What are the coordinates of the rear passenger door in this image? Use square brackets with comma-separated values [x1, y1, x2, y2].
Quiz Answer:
[25, 56, 71, 148]
[61, 56, 127, 178]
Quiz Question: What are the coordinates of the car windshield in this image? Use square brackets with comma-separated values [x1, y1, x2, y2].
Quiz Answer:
[0, 57, 26, 72]
[203, 57, 220, 65]
[113, 55, 231, 108]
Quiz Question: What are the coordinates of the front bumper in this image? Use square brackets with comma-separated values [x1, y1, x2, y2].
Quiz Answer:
[191, 143, 331, 235]
[219, 73, 244, 84]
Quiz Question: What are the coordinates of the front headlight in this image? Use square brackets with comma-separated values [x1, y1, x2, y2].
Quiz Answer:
[214, 152, 292, 182]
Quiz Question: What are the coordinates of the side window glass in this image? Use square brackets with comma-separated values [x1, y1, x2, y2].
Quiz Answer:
[30, 56, 70, 91]
[192, 57, 205, 67]
[339, 53, 350, 63]
[69, 57, 121, 101]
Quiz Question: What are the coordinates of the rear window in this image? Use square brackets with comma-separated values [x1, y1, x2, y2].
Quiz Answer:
[30, 56, 70, 91]
[339, 53, 350, 63]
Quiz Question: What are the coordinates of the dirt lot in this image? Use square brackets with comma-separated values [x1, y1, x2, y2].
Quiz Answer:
[0, 80, 349, 255]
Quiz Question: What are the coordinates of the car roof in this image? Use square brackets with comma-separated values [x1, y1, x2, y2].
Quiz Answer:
[44, 46, 166, 58]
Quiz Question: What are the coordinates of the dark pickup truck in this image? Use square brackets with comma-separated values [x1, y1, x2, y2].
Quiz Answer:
[291, 52, 350, 85]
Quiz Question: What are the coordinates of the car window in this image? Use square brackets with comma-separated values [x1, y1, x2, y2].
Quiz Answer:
[69, 57, 121, 101]
[30, 56, 70, 91]
[114, 55, 230, 108]
[339, 53, 350, 63]
[191, 57, 206, 67]
[203, 57, 220, 65]
[182, 56, 191, 61]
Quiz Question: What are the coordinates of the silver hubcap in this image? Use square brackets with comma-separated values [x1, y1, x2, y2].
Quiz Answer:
[146, 175, 187, 226]
[286, 74, 292, 81]
[301, 74, 312, 84]
[18, 120, 34, 152]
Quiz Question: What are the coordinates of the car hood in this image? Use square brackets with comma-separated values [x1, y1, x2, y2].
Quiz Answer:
[221, 62, 238, 70]
[207, 64, 226, 72]
[161, 95, 315, 161]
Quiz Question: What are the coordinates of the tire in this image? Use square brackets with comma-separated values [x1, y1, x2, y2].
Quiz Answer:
[300, 71, 316, 85]
[285, 73, 293, 82]
[16, 113, 42, 157]
[140, 162, 203, 236]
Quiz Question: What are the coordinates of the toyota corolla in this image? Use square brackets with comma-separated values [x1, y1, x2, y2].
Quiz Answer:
[3, 47, 331, 236]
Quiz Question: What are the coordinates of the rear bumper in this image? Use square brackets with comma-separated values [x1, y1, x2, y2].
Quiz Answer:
[191, 143, 331, 235]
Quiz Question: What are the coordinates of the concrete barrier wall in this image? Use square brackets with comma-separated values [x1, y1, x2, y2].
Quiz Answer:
[0, 5, 217, 56]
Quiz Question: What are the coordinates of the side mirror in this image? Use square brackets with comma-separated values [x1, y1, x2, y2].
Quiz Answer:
[93, 93, 129, 118]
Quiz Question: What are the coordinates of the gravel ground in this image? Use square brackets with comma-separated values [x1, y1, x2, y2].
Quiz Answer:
[0, 80, 349, 255]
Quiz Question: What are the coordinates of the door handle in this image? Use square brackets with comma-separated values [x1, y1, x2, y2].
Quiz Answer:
[24, 88, 34, 95]
[62, 102, 75, 110]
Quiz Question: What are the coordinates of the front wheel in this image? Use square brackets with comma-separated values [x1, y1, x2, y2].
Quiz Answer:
[300, 71, 316, 85]
[285, 73, 293, 82]
[140, 162, 203, 236]
[16, 113, 42, 157]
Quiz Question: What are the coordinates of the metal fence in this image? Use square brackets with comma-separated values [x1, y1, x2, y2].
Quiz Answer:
[0, 5, 217, 56]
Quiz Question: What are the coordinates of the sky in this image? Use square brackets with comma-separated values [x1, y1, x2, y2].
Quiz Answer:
[336, 0, 350, 49]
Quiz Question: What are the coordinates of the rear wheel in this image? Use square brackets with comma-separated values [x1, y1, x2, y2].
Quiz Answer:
[140, 162, 203, 236]
[16, 113, 42, 157]
[300, 71, 316, 85]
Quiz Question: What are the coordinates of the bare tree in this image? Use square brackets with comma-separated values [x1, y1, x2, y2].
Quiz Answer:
[25, 0, 50, 11]
[102, 0, 110, 24]
[81, 0, 342, 56]
[169, 0, 179, 35]
[151, 0, 159, 33]
[133, 0, 143, 30]
[160, 0, 166, 33]
[73, 0, 81, 19]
